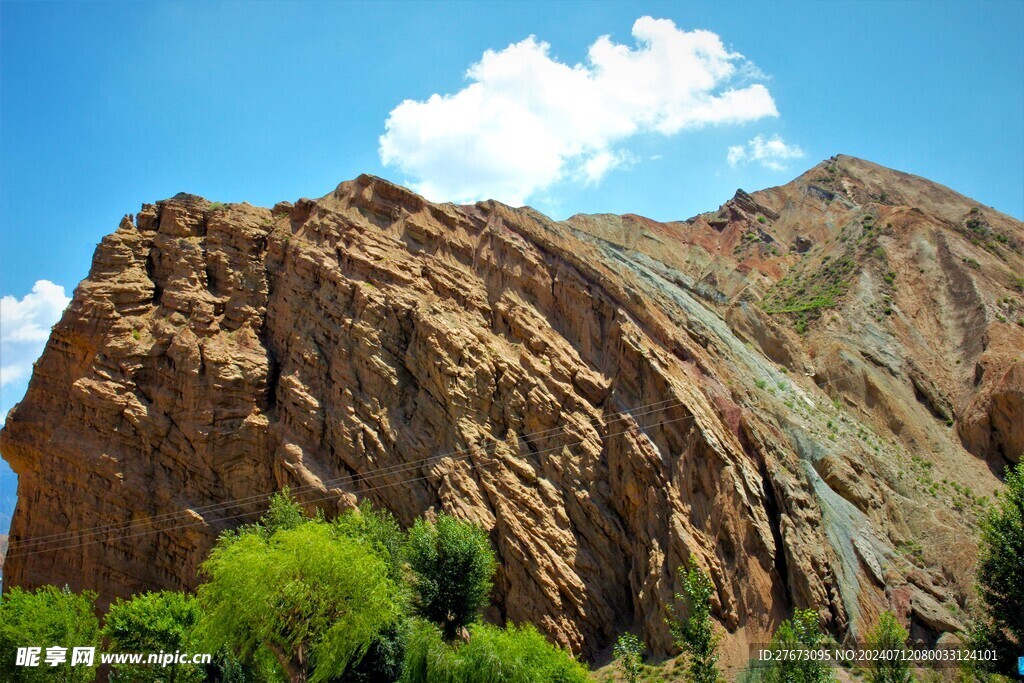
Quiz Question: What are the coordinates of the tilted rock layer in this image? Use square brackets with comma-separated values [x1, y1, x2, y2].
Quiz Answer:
[3, 156, 1022, 661]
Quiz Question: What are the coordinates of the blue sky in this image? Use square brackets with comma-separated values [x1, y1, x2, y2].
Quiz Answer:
[1, 0, 1022, 532]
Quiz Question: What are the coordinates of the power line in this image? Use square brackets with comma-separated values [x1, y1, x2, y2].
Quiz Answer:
[5, 313, 1008, 558]
[6, 412, 704, 560]
[6, 395, 691, 553]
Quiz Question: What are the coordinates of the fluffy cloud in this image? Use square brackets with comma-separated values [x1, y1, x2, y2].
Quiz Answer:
[727, 134, 805, 171]
[380, 17, 779, 205]
[1, 280, 70, 390]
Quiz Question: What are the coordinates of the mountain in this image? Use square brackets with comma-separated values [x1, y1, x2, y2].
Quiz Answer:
[1, 155, 1021, 663]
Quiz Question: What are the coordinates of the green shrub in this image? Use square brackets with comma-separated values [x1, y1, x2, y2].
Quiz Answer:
[971, 462, 1024, 677]
[0, 586, 101, 683]
[334, 501, 406, 581]
[761, 609, 834, 683]
[402, 619, 588, 683]
[613, 632, 644, 683]
[864, 611, 912, 683]
[667, 562, 720, 683]
[259, 486, 306, 534]
[405, 513, 496, 640]
[104, 591, 204, 682]
[198, 500, 405, 683]
[342, 623, 407, 683]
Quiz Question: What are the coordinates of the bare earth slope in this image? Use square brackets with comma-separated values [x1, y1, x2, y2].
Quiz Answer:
[2, 155, 1022, 662]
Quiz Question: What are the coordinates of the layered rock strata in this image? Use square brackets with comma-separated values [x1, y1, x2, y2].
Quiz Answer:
[3, 156, 1022, 659]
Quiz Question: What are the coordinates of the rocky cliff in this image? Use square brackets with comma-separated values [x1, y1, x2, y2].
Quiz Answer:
[2, 155, 1022, 661]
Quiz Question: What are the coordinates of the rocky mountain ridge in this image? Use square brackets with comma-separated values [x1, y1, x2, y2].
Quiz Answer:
[1, 155, 1021, 663]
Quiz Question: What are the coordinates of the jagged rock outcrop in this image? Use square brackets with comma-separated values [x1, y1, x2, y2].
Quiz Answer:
[2, 156, 1022, 662]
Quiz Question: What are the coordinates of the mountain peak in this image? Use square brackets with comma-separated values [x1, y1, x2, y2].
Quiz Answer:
[2, 161, 1021, 665]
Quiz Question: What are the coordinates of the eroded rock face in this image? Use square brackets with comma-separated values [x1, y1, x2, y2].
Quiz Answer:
[2, 156, 1022, 661]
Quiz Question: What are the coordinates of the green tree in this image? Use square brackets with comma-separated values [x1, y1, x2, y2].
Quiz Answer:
[613, 632, 644, 683]
[762, 609, 834, 683]
[667, 562, 720, 683]
[974, 462, 1023, 678]
[259, 486, 307, 534]
[332, 501, 406, 581]
[197, 494, 405, 683]
[104, 590, 204, 683]
[0, 585, 101, 683]
[405, 512, 496, 640]
[864, 611, 912, 683]
[337, 623, 407, 683]
[402, 619, 589, 683]
[959, 620, 1016, 682]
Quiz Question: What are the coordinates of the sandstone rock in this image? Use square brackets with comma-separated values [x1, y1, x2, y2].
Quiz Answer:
[909, 589, 964, 634]
[1, 156, 1021, 664]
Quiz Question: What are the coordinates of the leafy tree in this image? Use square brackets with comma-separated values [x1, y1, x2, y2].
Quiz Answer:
[197, 493, 405, 683]
[104, 590, 204, 683]
[613, 632, 644, 683]
[667, 562, 720, 683]
[0, 585, 101, 683]
[205, 648, 254, 683]
[974, 461, 1023, 678]
[405, 512, 496, 640]
[332, 501, 406, 581]
[336, 623, 407, 683]
[257, 486, 307, 535]
[959, 620, 1016, 683]
[402, 619, 589, 683]
[864, 611, 912, 683]
[762, 609, 834, 683]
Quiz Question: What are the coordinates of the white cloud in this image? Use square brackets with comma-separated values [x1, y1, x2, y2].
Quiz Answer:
[727, 134, 805, 171]
[0, 364, 29, 389]
[379, 16, 779, 205]
[1, 280, 70, 393]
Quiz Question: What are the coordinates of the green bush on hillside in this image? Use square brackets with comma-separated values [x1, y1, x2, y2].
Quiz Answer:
[761, 609, 834, 683]
[197, 493, 405, 683]
[402, 619, 589, 683]
[667, 562, 721, 683]
[864, 611, 912, 683]
[405, 512, 497, 641]
[104, 590, 205, 682]
[969, 462, 1024, 678]
[0, 494, 587, 683]
[613, 632, 644, 683]
[0, 585, 101, 683]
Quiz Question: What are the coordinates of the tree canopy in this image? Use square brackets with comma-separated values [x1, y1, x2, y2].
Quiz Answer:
[0, 585, 101, 683]
[973, 461, 1024, 678]
[864, 611, 912, 683]
[104, 590, 205, 683]
[668, 561, 720, 683]
[762, 609, 834, 683]
[402, 619, 589, 683]
[405, 512, 497, 641]
[197, 494, 405, 683]
[0, 493, 589, 683]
